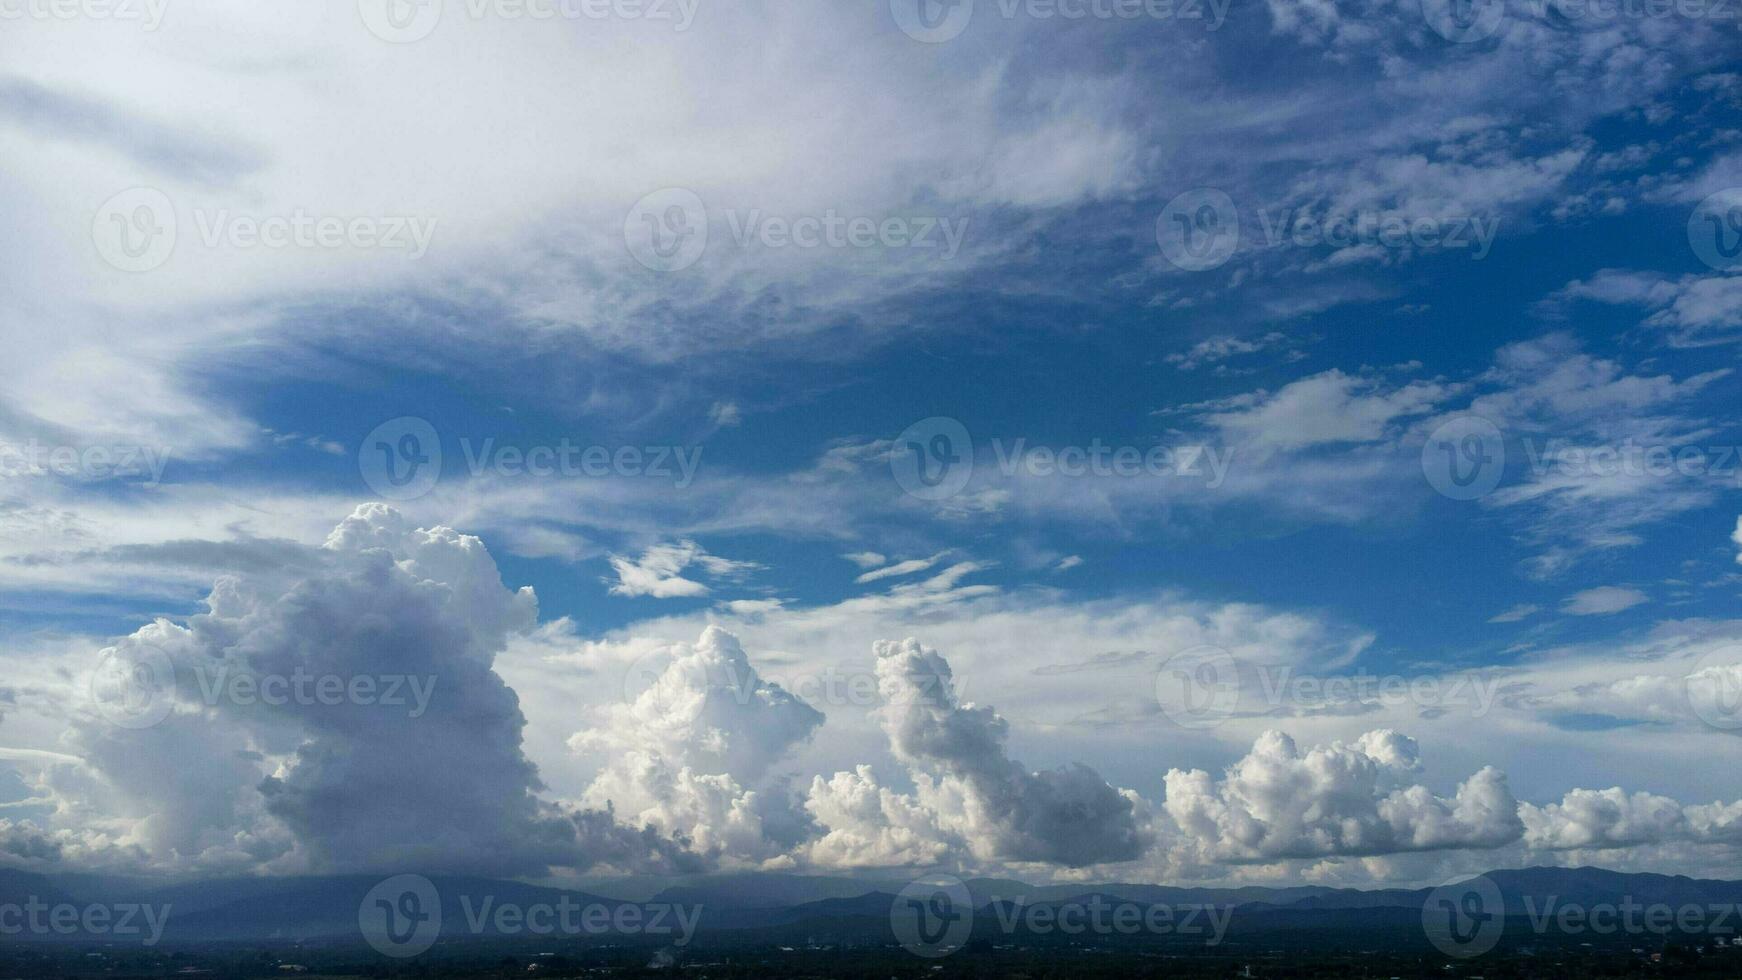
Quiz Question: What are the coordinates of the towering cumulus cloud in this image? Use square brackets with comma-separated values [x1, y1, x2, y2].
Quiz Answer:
[51, 505, 695, 875]
[576, 626, 825, 864]
[863, 638, 1148, 868]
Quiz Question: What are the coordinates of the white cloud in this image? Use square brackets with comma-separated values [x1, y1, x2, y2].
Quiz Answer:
[1488, 604, 1539, 624]
[607, 540, 758, 598]
[1545, 270, 1742, 347]
[1563, 586, 1649, 616]
[854, 552, 947, 584]
[1521, 788, 1742, 850]
[867, 638, 1149, 868]
[1201, 370, 1450, 452]
[842, 551, 887, 569]
[11, 504, 699, 876]
[1162, 730, 1523, 863]
[572, 626, 824, 864]
[802, 765, 955, 869]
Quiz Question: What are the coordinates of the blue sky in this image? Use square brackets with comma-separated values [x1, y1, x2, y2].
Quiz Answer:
[0, 0, 1739, 887]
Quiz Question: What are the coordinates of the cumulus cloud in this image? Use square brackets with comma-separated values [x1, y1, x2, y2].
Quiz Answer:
[1522, 788, 1742, 850]
[1162, 730, 1523, 863]
[801, 766, 955, 869]
[31, 504, 698, 876]
[865, 638, 1148, 868]
[574, 626, 824, 863]
[1733, 516, 1741, 564]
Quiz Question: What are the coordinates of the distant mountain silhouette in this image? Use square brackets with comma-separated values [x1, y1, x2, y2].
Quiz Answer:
[3, 865, 1739, 945]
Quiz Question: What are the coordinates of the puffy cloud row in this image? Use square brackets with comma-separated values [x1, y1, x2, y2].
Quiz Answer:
[6, 507, 1742, 882]
[1521, 789, 1742, 851]
[1162, 730, 1522, 863]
